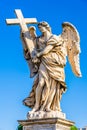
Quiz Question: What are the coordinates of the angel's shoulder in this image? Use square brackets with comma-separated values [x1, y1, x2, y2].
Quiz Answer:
[52, 34, 62, 41]
[53, 34, 64, 43]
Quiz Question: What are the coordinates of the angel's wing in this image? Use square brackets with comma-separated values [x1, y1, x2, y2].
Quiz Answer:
[62, 22, 82, 77]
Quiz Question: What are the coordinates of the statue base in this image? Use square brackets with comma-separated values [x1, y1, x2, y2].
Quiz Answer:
[27, 111, 66, 119]
[18, 118, 74, 130]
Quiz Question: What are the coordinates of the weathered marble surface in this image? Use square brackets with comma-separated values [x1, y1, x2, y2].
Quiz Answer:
[6, 11, 81, 130]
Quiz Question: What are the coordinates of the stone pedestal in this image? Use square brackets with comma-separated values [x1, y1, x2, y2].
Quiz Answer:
[18, 118, 74, 130]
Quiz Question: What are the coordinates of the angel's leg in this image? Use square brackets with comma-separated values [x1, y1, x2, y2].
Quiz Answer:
[31, 74, 45, 112]
[45, 80, 56, 112]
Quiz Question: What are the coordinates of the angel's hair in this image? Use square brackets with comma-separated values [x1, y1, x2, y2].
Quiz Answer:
[38, 21, 51, 33]
[28, 26, 36, 32]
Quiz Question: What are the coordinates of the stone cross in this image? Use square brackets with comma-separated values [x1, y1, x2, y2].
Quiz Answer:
[6, 9, 37, 58]
[6, 9, 37, 31]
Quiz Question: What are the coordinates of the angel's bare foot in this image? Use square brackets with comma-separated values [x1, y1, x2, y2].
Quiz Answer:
[30, 105, 39, 113]
[58, 108, 62, 112]
[45, 107, 51, 112]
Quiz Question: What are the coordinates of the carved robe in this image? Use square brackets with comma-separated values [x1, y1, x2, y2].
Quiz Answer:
[23, 35, 67, 111]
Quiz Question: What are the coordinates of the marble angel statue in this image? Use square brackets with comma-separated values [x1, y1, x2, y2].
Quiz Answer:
[21, 21, 82, 115]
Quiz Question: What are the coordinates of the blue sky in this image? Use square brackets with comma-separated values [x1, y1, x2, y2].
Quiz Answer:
[0, 0, 87, 130]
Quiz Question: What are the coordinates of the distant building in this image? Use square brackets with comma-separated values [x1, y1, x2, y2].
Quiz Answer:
[78, 127, 87, 130]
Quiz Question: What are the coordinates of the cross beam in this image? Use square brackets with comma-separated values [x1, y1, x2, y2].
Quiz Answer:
[6, 9, 38, 58]
[6, 9, 37, 31]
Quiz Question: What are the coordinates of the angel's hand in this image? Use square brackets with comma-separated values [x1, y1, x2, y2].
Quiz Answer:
[36, 52, 41, 58]
[32, 55, 40, 63]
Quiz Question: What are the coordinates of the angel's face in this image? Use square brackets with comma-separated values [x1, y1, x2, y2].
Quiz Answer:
[29, 29, 36, 38]
[38, 25, 47, 33]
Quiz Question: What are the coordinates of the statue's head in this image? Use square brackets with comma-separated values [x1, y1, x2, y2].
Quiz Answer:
[38, 21, 51, 33]
[28, 26, 36, 38]
[28, 26, 36, 33]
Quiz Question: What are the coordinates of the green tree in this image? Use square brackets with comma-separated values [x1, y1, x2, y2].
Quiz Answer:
[17, 124, 23, 130]
[70, 125, 78, 130]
